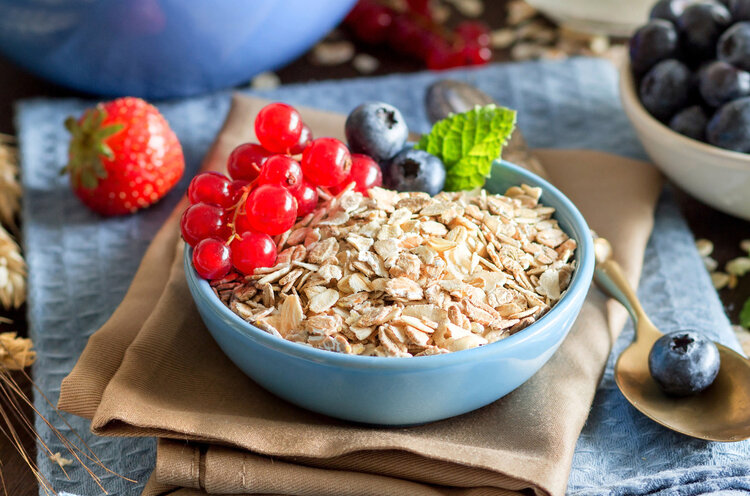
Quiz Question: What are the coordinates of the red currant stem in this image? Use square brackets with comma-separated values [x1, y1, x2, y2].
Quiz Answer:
[341, 181, 356, 194]
[320, 181, 356, 214]
[334, 181, 356, 204]
[225, 179, 257, 245]
[316, 186, 333, 202]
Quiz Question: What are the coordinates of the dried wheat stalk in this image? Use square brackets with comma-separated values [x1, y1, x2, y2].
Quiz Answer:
[0, 134, 20, 230]
[0, 336, 134, 494]
[0, 226, 25, 310]
[0, 135, 119, 493]
[0, 134, 24, 310]
[0, 332, 35, 370]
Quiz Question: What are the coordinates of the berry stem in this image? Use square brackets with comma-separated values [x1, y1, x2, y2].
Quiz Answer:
[225, 180, 256, 244]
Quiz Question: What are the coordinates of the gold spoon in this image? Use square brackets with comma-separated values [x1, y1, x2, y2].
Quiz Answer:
[594, 237, 750, 442]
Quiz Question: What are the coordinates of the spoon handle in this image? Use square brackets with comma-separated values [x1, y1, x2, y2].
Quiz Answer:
[593, 238, 660, 344]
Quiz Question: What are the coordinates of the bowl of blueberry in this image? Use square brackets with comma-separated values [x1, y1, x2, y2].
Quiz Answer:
[621, 0, 750, 220]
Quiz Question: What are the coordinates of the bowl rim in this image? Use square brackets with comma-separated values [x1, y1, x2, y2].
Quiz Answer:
[185, 159, 595, 371]
[619, 60, 750, 169]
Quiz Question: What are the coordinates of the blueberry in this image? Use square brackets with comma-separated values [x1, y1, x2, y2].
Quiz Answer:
[669, 105, 709, 139]
[707, 96, 750, 150]
[345, 102, 409, 163]
[629, 20, 680, 75]
[651, 0, 693, 23]
[728, 0, 750, 20]
[383, 149, 445, 195]
[648, 330, 721, 396]
[677, 1, 732, 61]
[718, 22, 750, 71]
[699, 60, 750, 106]
[639, 59, 693, 121]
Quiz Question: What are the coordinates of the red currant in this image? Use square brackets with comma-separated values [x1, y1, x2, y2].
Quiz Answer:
[245, 184, 298, 235]
[258, 155, 303, 191]
[455, 21, 491, 47]
[254, 103, 303, 154]
[301, 137, 352, 187]
[425, 40, 463, 70]
[406, 0, 432, 18]
[180, 203, 228, 246]
[232, 210, 253, 235]
[230, 230, 277, 275]
[229, 179, 250, 203]
[414, 31, 446, 60]
[390, 14, 426, 57]
[461, 43, 492, 66]
[227, 143, 271, 181]
[351, 3, 395, 44]
[187, 172, 233, 208]
[292, 181, 319, 217]
[192, 237, 232, 279]
[336, 154, 382, 195]
[289, 124, 312, 155]
[344, 0, 372, 25]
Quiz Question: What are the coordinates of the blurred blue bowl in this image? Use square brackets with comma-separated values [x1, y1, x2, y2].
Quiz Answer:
[0, 0, 357, 98]
[184, 160, 595, 425]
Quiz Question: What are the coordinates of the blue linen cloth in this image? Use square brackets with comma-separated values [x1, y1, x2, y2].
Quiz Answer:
[16, 58, 749, 496]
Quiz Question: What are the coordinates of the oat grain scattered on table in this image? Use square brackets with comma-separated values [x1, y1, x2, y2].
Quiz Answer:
[310, 40, 355, 66]
[250, 71, 281, 90]
[352, 53, 380, 74]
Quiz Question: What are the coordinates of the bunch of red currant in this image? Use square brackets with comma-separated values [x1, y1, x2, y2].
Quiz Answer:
[181, 103, 383, 280]
[344, 0, 492, 70]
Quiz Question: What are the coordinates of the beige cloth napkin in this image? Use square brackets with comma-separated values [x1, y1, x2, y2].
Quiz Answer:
[58, 94, 662, 496]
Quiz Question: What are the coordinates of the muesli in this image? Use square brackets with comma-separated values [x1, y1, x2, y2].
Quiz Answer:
[210, 183, 577, 357]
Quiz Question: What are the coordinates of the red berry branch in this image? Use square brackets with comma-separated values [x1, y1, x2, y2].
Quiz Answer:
[343, 0, 492, 70]
[181, 102, 383, 280]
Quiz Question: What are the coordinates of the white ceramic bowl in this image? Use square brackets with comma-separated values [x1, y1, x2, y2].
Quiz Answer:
[525, 0, 650, 36]
[620, 62, 750, 221]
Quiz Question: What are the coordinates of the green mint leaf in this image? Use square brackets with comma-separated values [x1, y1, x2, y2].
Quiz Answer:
[415, 104, 517, 191]
[740, 297, 750, 329]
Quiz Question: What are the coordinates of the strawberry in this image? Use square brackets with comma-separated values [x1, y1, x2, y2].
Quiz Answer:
[63, 97, 184, 216]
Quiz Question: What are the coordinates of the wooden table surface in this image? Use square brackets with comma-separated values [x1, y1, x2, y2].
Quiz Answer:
[1, 2, 748, 494]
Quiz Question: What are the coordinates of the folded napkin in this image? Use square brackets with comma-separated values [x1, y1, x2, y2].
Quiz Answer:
[57, 93, 662, 496]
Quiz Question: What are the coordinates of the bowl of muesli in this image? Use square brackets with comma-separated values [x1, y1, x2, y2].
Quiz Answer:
[184, 159, 595, 425]
[185, 161, 594, 425]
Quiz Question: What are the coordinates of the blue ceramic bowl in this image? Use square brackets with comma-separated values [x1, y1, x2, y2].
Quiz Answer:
[0, 0, 356, 98]
[185, 160, 595, 425]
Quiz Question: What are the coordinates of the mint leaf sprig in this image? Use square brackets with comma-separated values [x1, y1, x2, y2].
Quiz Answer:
[415, 104, 517, 191]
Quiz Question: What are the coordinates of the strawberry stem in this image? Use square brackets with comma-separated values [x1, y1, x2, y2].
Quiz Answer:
[62, 105, 124, 189]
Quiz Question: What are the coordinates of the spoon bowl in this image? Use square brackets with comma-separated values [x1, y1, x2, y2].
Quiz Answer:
[595, 238, 750, 442]
[617, 330, 750, 442]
